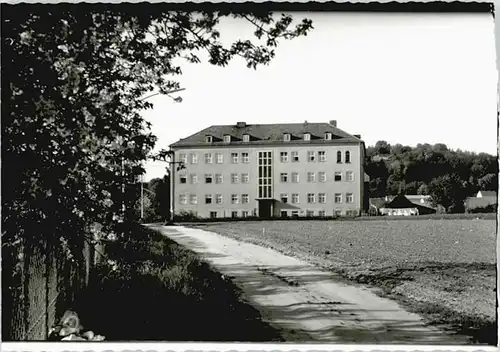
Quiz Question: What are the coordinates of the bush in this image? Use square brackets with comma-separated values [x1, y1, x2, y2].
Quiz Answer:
[468, 204, 497, 214]
[74, 224, 281, 342]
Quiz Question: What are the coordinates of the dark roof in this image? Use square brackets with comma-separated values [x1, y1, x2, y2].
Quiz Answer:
[384, 194, 436, 213]
[170, 122, 362, 148]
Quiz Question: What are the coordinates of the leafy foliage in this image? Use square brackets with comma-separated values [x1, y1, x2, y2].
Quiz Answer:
[2, 4, 313, 255]
[365, 142, 497, 211]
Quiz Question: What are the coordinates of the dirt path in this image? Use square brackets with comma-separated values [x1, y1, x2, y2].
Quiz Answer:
[151, 225, 470, 344]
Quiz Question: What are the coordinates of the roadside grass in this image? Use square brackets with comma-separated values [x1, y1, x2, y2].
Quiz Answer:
[74, 224, 283, 342]
[187, 220, 497, 345]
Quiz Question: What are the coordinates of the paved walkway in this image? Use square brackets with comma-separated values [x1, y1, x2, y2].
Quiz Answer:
[151, 224, 470, 344]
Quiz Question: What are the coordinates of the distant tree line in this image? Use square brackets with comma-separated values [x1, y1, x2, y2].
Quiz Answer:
[365, 141, 498, 213]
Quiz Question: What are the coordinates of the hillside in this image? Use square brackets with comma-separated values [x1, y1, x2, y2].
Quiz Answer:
[365, 141, 497, 213]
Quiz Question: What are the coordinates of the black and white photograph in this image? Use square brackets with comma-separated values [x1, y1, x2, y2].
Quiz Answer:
[2, 0, 498, 349]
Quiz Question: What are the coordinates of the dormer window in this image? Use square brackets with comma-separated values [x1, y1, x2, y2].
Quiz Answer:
[243, 134, 250, 142]
[304, 133, 311, 141]
[223, 135, 231, 143]
[205, 135, 213, 143]
[283, 133, 291, 142]
[325, 132, 332, 140]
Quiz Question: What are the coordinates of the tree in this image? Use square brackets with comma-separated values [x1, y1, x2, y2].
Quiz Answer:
[374, 140, 391, 155]
[428, 174, 467, 213]
[149, 175, 171, 222]
[478, 173, 498, 191]
[3, 4, 313, 257]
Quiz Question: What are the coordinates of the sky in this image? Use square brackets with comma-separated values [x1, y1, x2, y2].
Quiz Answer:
[141, 12, 498, 181]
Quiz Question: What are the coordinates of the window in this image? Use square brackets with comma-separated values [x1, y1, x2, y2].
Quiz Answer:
[231, 211, 238, 218]
[190, 195, 197, 205]
[318, 172, 326, 183]
[334, 172, 342, 182]
[292, 193, 299, 204]
[231, 173, 239, 184]
[179, 194, 187, 204]
[210, 211, 217, 218]
[216, 153, 224, 164]
[307, 193, 316, 204]
[291, 210, 299, 218]
[258, 151, 272, 199]
[318, 151, 326, 162]
[205, 194, 213, 204]
[242, 210, 249, 217]
[291, 172, 299, 183]
[190, 174, 198, 184]
[179, 174, 187, 184]
[242, 152, 249, 163]
[281, 210, 288, 218]
[283, 133, 291, 141]
[280, 152, 288, 163]
[205, 174, 213, 184]
[306, 210, 314, 217]
[215, 194, 223, 204]
[346, 171, 354, 181]
[206, 136, 213, 143]
[307, 172, 316, 183]
[334, 210, 342, 216]
[345, 151, 351, 163]
[291, 151, 299, 162]
[346, 193, 354, 203]
[205, 153, 213, 164]
[243, 134, 250, 142]
[224, 135, 231, 143]
[190, 153, 198, 164]
[334, 193, 342, 203]
[337, 151, 342, 163]
[231, 153, 239, 164]
[215, 174, 223, 184]
[179, 153, 187, 163]
[280, 193, 288, 204]
[242, 194, 249, 204]
[318, 210, 326, 217]
[304, 133, 311, 141]
[307, 151, 315, 162]
[319, 193, 326, 204]
[325, 132, 332, 140]
[280, 173, 288, 183]
[241, 173, 249, 184]
[231, 194, 239, 204]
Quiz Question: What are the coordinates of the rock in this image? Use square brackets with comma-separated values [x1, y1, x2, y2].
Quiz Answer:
[61, 334, 87, 341]
[82, 330, 95, 340]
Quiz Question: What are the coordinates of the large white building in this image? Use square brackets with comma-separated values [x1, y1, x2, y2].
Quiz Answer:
[169, 120, 369, 219]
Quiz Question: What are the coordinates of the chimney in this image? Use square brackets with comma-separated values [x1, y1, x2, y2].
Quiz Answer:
[329, 120, 337, 127]
[236, 121, 246, 128]
[354, 134, 361, 139]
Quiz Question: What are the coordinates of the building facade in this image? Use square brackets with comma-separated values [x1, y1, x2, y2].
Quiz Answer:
[169, 121, 368, 219]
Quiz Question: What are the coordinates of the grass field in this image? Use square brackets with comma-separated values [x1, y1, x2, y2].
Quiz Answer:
[189, 219, 497, 344]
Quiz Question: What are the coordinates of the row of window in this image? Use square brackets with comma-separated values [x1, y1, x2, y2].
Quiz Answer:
[280, 171, 354, 183]
[179, 171, 355, 184]
[280, 151, 351, 164]
[179, 193, 251, 205]
[179, 192, 355, 205]
[205, 132, 337, 144]
[281, 192, 355, 204]
[206, 209, 358, 219]
[178, 150, 352, 165]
